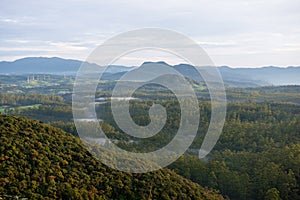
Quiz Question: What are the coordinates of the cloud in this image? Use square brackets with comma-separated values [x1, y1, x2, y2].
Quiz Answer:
[0, 39, 94, 61]
[0, 0, 299, 67]
[0, 17, 18, 24]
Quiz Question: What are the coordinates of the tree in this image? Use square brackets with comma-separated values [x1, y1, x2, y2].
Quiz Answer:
[264, 188, 280, 200]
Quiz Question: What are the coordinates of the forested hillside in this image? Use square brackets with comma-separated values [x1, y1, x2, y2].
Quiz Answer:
[0, 115, 224, 200]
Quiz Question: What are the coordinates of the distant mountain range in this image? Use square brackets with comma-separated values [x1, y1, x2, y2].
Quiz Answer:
[0, 57, 82, 74]
[0, 57, 299, 87]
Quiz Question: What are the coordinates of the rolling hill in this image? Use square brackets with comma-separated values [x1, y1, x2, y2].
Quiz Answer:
[0, 115, 224, 199]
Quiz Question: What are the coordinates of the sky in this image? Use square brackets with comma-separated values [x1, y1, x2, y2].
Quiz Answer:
[0, 0, 300, 67]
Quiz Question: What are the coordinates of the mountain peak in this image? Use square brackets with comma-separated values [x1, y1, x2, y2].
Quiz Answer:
[141, 61, 171, 66]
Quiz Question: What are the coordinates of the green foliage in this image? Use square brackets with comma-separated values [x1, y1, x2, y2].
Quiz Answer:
[168, 101, 300, 200]
[2, 85, 300, 200]
[0, 115, 223, 200]
[0, 93, 65, 107]
[264, 188, 280, 200]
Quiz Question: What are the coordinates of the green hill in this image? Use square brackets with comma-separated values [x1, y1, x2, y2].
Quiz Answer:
[0, 115, 223, 200]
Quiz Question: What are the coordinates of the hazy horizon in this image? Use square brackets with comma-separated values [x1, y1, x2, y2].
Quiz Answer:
[1, 56, 299, 69]
[1, 0, 300, 68]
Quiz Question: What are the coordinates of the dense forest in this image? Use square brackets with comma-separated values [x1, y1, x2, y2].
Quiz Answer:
[1, 85, 300, 199]
[0, 115, 224, 200]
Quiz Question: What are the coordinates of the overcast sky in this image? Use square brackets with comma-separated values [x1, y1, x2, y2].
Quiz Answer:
[1, 0, 299, 67]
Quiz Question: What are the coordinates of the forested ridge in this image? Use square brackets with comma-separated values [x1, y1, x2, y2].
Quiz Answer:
[0, 115, 224, 200]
